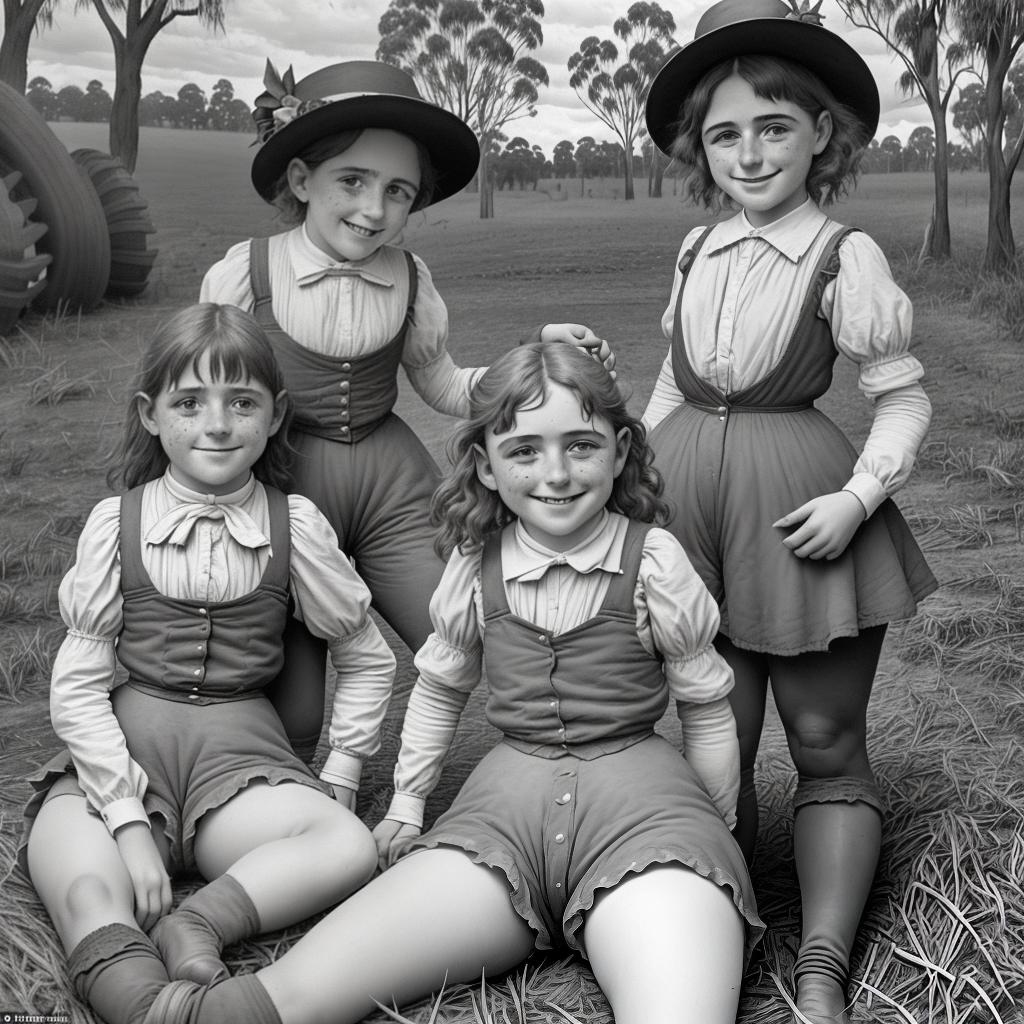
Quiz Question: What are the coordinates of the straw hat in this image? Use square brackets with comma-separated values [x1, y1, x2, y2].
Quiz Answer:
[250, 60, 480, 205]
[645, 0, 880, 155]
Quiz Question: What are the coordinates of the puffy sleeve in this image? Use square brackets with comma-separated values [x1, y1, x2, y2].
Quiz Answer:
[636, 528, 733, 704]
[400, 253, 485, 418]
[823, 233, 932, 515]
[49, 497, 151, 835]
[198, 240, 256, 311]
[385, 547, 484, 828]
[286, 496, 396, 792]
[636, 527, 739, 825]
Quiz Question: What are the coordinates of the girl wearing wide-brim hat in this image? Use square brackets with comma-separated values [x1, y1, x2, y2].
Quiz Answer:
[202, 60, 611, 768]
[640, 2, 937, 1022]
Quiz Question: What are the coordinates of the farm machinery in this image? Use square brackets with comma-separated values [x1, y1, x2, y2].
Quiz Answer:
[0, 79, 158, 333]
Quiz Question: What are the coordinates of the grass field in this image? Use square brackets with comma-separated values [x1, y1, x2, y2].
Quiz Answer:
[1, 125, 1023, 1023]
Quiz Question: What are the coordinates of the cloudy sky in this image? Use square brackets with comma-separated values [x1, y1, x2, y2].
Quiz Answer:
[24, 0, 929, 154]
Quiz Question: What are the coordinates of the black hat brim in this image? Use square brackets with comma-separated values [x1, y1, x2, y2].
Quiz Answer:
[251, 94, 481, 205]
[645, 18, 880, 155]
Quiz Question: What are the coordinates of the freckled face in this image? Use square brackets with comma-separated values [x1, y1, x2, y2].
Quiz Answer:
[473, 382, 631, 551]
[702, 74, 831, 227]
[286, 128, 421, 262]
[137, 352, 286, 495]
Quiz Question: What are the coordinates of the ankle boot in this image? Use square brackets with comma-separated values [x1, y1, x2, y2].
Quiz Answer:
[151, 873, 260, 985]
[791, 782, 882, 1024]
[68, 923, 171, 1024]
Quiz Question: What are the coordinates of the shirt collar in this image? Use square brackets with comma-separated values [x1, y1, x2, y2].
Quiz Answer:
[289, 224, 395, 288]
[707, 198, 828, 263]
[501, 511, 628, 583]
[161, 471, 258, 508]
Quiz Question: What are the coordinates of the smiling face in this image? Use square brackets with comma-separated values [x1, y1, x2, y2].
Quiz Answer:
[286, 128, 421, 262]
[473, 382, 631, 552]
[702, 73, 831, 227]
[137, 352, 286, 495]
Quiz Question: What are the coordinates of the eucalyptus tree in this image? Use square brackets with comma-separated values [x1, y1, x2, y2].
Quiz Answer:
[567, 1, 677, 201]
[377, 0, 548, 219]
[0, 0, 59, 93]
[953, 0, 1024, 273]
[837, 0, 970, 259]
[84, 0, 227, 172]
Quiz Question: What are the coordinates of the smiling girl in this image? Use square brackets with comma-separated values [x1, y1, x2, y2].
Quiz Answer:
[134, 340, 763, 1024]
[22, 304, 396, 1024]
[641, 2, 938, 1021]
[201, 61, 611, 765]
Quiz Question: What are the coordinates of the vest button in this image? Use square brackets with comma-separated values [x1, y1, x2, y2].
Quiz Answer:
[555, 792, 571, 805]
[537, 634, 547, 643]
[340, 426, 350, 436]
[554, 833, 565, 843]
[197, 608, 207, 615]
[339, 381, 350, 393]
[193, 669, 202, 676]
[340, 398, 349, 408]
[188, 694, 199, 700]
[716, 406, 727, 415]
[341, 362, 352, 372]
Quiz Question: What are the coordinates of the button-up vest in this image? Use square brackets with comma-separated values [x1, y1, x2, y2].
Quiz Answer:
[480, 520, 667, 751]
[116, 484, 291, 704]
[249, 238, 417, 444]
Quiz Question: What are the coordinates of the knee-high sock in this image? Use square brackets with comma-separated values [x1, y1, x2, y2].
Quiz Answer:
[68, 923, 170, 1024]
[793, 792, 881, 994]
[151, 873, 260, 985]
[142, 974, 281, 1024]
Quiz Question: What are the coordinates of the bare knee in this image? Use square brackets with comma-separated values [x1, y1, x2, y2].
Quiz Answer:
[63, 872, 128, 920]
[786, 716, 867, 777]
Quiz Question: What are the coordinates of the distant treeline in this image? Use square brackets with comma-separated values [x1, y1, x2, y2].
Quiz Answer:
[26, 76, 992, 179]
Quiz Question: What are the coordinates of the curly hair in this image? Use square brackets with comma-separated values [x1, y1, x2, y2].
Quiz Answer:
[431, 341, 669, 560]
[107, 303, 295, 492]
[669, 55, 869, 211]
[268, 129, 438, 224]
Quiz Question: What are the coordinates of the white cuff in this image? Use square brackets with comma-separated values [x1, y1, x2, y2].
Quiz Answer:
[101, 796, 149, 835]
[320, 751, 363, 791]
[387, 792, 426, 829]
[842, 473, 886, 518]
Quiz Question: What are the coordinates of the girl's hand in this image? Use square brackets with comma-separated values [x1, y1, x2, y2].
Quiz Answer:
[330, 783, 357, 812]
[540, 323, 617, 378]
[371, 818, 421, 871]
[114, 821, 172, 930]
[774, 491, 866, 560]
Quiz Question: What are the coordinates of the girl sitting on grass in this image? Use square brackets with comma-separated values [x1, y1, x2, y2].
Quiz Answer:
[135, 340, 764, 1024]
[642, 1, 938, 1020]
[22, 303, 396, 1024]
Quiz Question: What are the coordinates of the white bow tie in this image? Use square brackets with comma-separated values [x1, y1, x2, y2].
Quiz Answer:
[145, 501, 270, 550]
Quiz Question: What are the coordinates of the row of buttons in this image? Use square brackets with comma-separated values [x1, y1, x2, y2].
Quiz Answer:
[338, 373, 352, 437]
[189, 608, 210, 699]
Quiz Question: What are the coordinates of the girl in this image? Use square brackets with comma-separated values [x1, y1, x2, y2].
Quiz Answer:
[642, 2, 938, 1021]
[201, 59, 611, 762]
[135, 341, 763, 1024]
[23, 304, 397, 1024]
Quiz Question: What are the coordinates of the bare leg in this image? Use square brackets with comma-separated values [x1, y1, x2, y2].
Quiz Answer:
[154, 782, 377, 985]
[193, 781, 377, 929]
[717, 634, 770, 864]
[259, 848, 535, 1024]
[584, 865, 745, 1024]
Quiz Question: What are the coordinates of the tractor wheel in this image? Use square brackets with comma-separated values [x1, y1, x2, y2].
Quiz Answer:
[0, 79, 109, 312]
[71, 148, 159, 298]
[0, 169, 51, 334]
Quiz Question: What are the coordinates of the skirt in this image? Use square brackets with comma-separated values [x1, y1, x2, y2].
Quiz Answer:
[22, 684, 331, 874]
[406, 735, 764, 962]
[650, 404, 938, 655]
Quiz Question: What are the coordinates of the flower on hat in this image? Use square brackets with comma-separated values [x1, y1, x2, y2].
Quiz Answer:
[783, 0, 824, 26]
[253, 60, 300, 144]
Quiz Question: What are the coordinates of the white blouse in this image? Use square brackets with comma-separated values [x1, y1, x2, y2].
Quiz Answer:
[643, 200, 931, 517]
[199, 224, 485, 417]
[50, 473, 396, 836]
[386, 512, 740, 830]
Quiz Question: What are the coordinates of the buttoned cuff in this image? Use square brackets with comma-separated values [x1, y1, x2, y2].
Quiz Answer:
[842, 473, 886, 518]
[320, 751, 363, 791]
[102, 796, 149, 835]
[386, 792, 426, 829]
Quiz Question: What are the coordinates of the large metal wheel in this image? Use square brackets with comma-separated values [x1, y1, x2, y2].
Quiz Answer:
[71, 148, 159, 298]
[0, 80, 110, 312]
[0, 170, 51, 334]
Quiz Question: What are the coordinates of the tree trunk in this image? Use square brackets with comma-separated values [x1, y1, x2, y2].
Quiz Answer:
[982, 46, 1016, 274]
[623, 152, 634, 201]
[0, 0, 49, 93]
[478, 149, 493, 219]
[927, 108, 951, 259]
[109, 41, 144, 173]
[652, 151, 666, 199]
